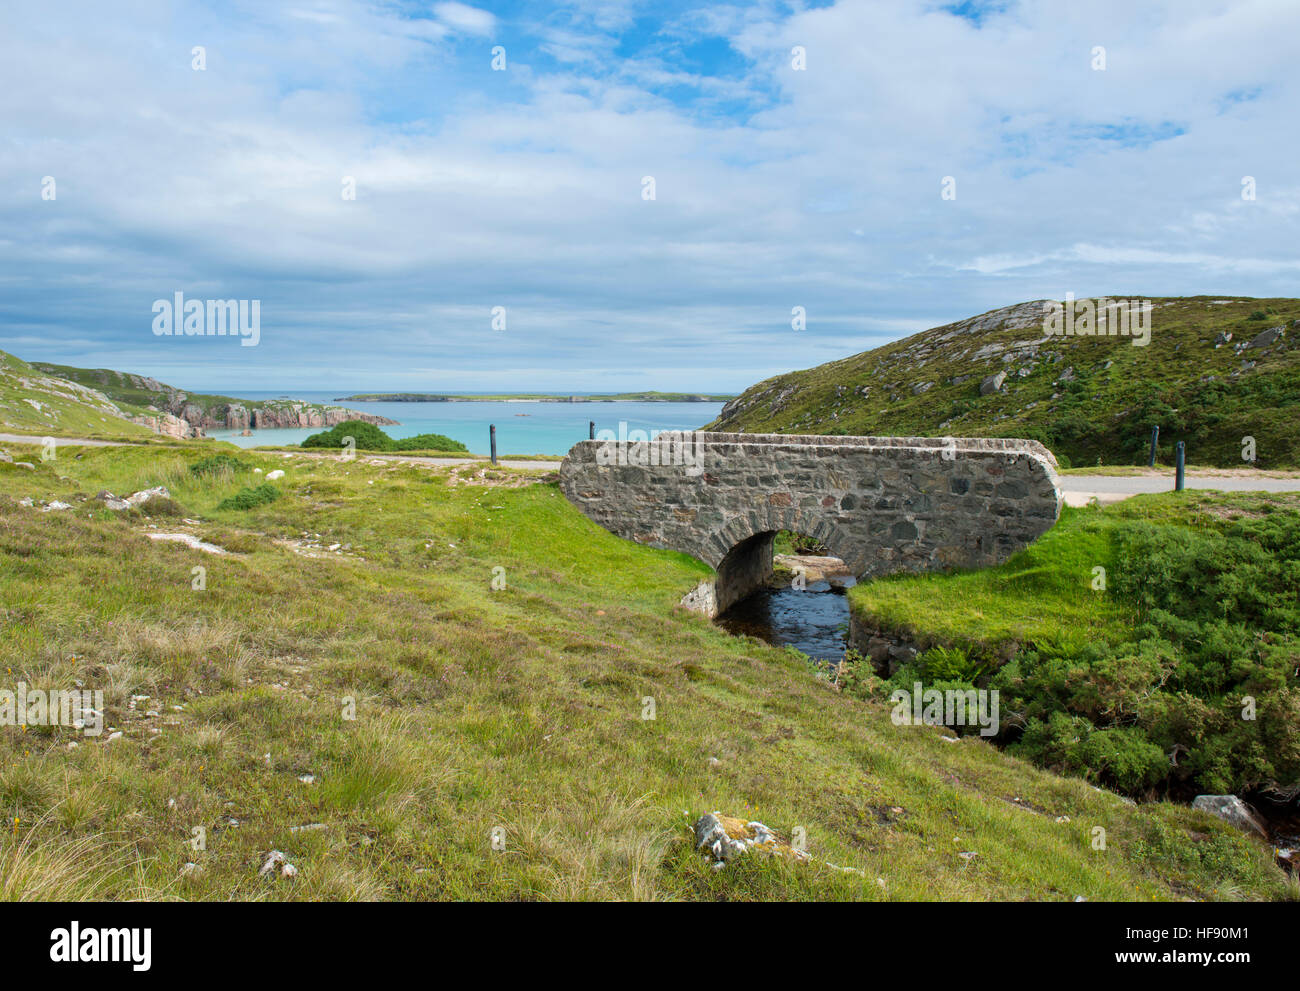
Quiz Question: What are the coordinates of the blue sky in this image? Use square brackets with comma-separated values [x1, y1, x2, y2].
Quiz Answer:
[1, 0, 1298, 392]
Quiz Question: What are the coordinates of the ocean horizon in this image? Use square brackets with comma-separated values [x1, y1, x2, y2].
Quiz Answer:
[206, 391, 725, 456]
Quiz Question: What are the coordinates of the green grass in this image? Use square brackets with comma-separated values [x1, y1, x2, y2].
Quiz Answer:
[849, 490, 1300, 796]
[0, 351, 158, 441]
[711, 296, 1300, 469]
[0, 442, 1291, 900]
[850, 491, 1300, 653]
[850, 504, 1134, 653]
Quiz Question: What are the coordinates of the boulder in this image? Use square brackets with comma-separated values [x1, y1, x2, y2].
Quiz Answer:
[1191, 795, 1268, 840]
[693, 812, 807, 868]
[979, 371, 1007, 395]
[1248, 326, 1285, 349]
[96, 486, 171, 511]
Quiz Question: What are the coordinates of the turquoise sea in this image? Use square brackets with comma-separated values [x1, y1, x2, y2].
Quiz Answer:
[206, 392, 726, 457]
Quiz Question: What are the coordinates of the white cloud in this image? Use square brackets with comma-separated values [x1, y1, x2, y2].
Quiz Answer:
[0, 0, 1297, 391]
[432, 2, 496, 36]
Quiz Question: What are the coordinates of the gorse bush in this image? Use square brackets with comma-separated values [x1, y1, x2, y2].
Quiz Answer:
[217, 483, 281, 512]
[997, 510, 1300, 795]
[301, 421, 467, 453]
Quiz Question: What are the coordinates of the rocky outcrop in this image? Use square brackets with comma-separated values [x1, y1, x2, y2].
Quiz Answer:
[246, 403, 398, 430]
[129, 411, 202, 439]
[28, 362, 397, 433]
[160, 399, 397, 432]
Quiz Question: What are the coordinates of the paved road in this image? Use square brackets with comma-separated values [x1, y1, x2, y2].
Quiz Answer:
[1058, 473, 1300, 506]
[0, 432, 126, 448]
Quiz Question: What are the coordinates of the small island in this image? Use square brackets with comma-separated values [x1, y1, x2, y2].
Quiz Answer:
[333, 391, 736, 403]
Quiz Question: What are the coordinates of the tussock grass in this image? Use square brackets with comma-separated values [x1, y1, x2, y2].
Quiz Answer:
[0, 443, 1289, 899]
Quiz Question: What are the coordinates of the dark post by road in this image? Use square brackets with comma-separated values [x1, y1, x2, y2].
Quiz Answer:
[1148, 425, 1159, 467]
[490, 424, 497, 466]
[589, 420, 595, 440]
[1175, 441, 1185, 491]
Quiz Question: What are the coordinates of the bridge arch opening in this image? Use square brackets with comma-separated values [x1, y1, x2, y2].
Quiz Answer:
[710, 513, 860, 615]
[713, 527, 858, 665]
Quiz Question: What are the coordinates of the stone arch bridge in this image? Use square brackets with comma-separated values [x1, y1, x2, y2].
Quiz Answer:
[559, 432, 1062, 615]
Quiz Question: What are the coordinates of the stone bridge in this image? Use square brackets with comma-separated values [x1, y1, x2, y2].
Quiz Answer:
[559, 432, 1063, 615]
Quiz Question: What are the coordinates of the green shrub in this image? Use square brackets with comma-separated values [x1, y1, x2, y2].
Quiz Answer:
[125, 495, 186, 518]
[300, 421, 468, 453]
[995, 510, 1300, 795]
[301, 421, 394, 451]
[391, 433, 467, 453]
[217, 483, 281, 511]
[1076, 728, 1168, 792]
[189, 454, 247, 476]
[917, 645, 989, 682]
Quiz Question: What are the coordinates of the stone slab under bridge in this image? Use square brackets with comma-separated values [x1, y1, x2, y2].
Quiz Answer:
[559, 431, 1063, 616]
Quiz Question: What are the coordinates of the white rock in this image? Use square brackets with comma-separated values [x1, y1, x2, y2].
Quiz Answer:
[125, 486, 170, 507]
[265, 470, 285, 481]
[259, 850, 286, 876]
[1192, 794, 1268, 839]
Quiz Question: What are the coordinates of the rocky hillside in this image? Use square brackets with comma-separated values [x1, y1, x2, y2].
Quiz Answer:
[0, 350, 159, 440]
[31, 362, 398, 436]
[709, 297, 1300, 468]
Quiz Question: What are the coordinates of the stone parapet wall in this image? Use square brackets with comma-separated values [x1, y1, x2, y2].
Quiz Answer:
[559, 432, 1062, 611]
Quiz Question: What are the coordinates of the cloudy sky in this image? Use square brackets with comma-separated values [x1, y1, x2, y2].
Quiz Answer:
[1, 0, 1297, 393]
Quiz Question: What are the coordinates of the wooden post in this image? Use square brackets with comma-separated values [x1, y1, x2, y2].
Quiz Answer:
[1147, 425, 1159, 467]
[490, 424, 497, 466]
[1175, 441, 1185, 491]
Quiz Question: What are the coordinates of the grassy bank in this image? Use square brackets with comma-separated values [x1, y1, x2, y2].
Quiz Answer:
[849, 492, 1300, 797]
[0, 444, 1291, 899]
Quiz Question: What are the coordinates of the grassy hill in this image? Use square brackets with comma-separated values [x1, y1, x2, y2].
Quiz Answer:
[32, 361, 396, 432]
[708, 297, 1300, 468]
[0, 438, 1291, 900]
[0, 350, 158, 441]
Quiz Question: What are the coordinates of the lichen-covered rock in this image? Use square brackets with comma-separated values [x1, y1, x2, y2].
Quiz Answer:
[1248, 326, 1285, 349]
[693, 812, 808, 868]
[1191, 795, 1268, 840]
